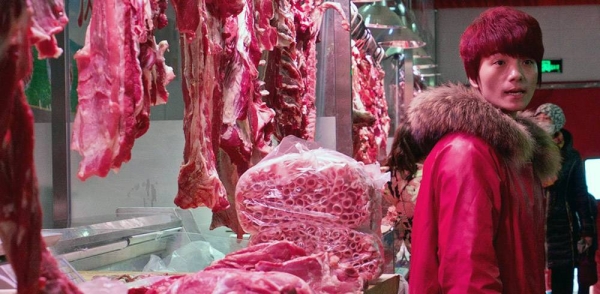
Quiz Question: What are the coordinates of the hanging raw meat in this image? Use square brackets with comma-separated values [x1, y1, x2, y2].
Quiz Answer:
[263, 0, 346, 141]
[71, 0, 175, 181]
[0, 0, 80, 293]
[351, 40, 390, 164]
[209, 0, 278, 236]
[173, 0, 277, 214]
[171, 0, 242, 211]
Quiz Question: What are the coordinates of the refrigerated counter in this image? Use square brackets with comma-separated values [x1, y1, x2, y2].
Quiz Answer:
[46, 207, 247, 275]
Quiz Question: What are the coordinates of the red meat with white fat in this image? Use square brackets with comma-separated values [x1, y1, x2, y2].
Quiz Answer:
[72, 0, 174, 181]
[205, 241, 363, 293]
[235, 141, 384, 285]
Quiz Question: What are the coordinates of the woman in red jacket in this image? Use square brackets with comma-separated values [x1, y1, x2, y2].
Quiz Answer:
[386, 7, 561, 293]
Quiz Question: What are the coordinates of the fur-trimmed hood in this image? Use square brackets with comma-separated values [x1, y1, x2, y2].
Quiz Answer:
[406, 83, 561, 182]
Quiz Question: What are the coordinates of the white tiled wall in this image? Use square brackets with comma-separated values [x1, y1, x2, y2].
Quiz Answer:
[36, 120, 228, 237]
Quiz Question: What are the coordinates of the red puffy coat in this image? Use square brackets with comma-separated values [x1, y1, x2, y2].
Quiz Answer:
[403, 84, 561, 293]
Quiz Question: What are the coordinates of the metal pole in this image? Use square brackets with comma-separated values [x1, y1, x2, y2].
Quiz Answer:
[394, 55, 402, 128]
[49, 6, 72, 228]
[332, 0, 353, 156]
[316, 0, 352, 156]
[404, 49, 414, 108]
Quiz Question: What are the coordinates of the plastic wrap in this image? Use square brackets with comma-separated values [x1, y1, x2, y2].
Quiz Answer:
[235, 136, 389, 281]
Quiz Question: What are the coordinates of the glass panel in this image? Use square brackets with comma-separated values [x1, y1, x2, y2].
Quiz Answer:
[26, 47, 55, 228]
[63, 2, 222, 233]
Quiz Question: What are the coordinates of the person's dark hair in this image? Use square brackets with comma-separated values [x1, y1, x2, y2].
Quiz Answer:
[384, 123, 425, 182]
[459, 6, 544, 85]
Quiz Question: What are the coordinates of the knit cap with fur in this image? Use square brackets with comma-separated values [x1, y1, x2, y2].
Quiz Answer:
[535, 103, 565, 133]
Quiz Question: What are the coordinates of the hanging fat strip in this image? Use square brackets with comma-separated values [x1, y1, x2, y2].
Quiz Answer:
[0, 0, 80, 293]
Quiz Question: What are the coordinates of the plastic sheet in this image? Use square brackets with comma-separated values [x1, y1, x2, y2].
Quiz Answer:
[142, 241, 225, 273]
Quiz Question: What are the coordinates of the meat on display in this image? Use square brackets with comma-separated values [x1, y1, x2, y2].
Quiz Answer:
[235, 137, 385, 284]
[351, 40, 390, 164]
[29, 0, 69, 59]
[204, 241, 364, 293]
[0, 0, 80, 293]
[69, 0, 386, 235]
[129, 241, 362, 293]
[210, 0, 278, 236]
[172, 0, 344, 214]
[249, 222, 384, 281]
[172, 0, 239, 211]
[71, 0, 175, 181]
[263, 0, 346, 142]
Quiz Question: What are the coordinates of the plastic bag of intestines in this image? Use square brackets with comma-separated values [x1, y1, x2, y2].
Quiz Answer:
[235, 135, 390, 281]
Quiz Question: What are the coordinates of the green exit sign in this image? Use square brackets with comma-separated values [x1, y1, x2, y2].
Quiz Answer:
[541, 59, 562, 73]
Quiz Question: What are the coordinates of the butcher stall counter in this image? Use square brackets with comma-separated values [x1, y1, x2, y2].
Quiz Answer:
[0, 207, 406, 293]
[74, 272, 403, 293]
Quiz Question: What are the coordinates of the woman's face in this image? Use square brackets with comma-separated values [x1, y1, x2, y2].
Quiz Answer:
[469, 53, 538, 116]
[534, 112, 556, 133]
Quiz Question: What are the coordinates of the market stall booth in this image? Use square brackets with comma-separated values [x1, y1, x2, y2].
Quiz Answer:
[0, 0, 437, 292]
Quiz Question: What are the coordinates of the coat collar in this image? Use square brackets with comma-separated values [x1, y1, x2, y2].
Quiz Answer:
[406, 83, 561, 182]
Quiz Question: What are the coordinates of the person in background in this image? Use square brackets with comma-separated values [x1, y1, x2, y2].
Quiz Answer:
[578, 192, 598, 294]
[386, 6, 562, 293]
[534, 103, 597, 294]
